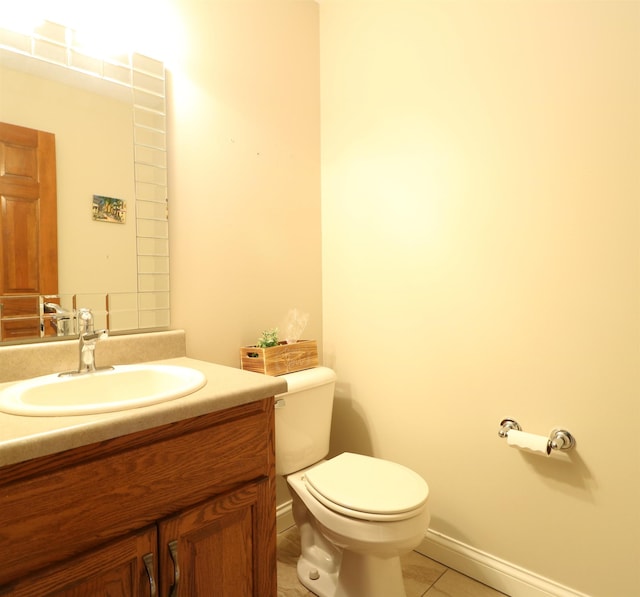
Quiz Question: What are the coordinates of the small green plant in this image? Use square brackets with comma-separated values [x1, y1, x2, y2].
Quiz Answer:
[256, 328, 279, 348]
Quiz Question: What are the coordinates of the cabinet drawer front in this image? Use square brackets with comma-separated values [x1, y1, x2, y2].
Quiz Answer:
[0, 398, 274, 586]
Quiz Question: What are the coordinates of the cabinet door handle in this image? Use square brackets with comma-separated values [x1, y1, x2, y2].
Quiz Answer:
[168, 540, 180, 597]
[142, 553, 157, 597]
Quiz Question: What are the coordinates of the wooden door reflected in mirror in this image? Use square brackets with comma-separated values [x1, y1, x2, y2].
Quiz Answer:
[0, 121, 58, 340]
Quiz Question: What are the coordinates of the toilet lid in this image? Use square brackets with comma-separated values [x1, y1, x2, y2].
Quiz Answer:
[303, 452, 429, 520]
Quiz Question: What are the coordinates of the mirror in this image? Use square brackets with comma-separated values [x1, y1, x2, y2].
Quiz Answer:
[0, 19, 169, 343]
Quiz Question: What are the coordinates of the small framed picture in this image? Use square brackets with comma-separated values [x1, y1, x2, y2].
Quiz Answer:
[92, 195, 127, 224]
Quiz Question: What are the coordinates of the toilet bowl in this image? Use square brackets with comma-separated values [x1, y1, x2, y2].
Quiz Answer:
[275, 368, 430, 597]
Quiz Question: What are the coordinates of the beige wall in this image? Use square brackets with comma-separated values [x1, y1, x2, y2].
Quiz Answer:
[166, 0, 322, 366]
[320, 2, 639, 596]
[164, 0, 638, 595]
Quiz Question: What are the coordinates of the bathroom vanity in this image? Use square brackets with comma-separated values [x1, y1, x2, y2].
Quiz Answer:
[0, 343, 287, 597]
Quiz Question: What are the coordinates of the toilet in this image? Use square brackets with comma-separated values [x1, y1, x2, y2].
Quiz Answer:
[275, 366, 430, 597]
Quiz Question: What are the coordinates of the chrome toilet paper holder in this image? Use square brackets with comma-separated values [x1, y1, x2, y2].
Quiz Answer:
[499, 418, 575, 451]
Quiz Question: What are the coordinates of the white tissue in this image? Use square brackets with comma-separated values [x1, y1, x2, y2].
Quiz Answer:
[282, 308, 309, 344]
[507, 429, 551, 456]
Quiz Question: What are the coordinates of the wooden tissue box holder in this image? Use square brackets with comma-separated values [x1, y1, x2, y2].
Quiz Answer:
[240, 340, 318, 376]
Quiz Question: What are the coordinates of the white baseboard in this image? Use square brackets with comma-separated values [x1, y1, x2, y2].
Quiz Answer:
[276, 499, 295, 534]
[417, 530, 590, 597]
[276, 502, 588, 597]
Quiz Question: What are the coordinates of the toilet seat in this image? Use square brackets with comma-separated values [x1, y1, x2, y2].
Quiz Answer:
[303, 452, 429, 522]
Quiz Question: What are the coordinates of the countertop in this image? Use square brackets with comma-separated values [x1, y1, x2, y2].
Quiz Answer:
[0, 356, 288, 468]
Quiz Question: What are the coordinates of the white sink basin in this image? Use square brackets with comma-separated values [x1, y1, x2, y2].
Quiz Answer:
[0, 364, 207, 417]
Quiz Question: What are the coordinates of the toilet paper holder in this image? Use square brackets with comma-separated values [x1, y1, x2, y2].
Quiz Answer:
[499, 418, 575, 451]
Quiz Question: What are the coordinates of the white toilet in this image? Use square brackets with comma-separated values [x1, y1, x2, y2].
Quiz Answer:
[275, 366, 430, 597]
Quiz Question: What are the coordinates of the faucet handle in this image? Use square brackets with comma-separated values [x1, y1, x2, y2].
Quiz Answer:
[82, 329, 109, 342]
[78, 328, 109, 373]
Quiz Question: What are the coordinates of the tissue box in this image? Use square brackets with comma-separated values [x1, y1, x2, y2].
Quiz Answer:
[240, 340, 318, 376]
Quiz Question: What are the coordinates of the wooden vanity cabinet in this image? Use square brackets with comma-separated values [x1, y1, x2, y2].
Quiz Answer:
[2, 526, 159, 596]
[0, 397, 277, 597]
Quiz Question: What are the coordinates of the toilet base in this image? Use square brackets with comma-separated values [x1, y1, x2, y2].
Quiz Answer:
[297, 554, 338, 597]
[297, 550, 407, 597]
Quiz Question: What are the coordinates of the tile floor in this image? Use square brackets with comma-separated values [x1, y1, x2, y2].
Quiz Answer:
[277, 526, 508, 597]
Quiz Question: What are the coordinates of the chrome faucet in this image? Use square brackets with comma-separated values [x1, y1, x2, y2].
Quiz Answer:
[78, 328, 109, 373]
[44, 302, 72, 336]
[71, 308, 111, 375]
[57, 308, 111, 377]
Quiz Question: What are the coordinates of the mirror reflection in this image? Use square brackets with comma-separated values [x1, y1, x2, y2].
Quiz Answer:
[0, 20, 170, 343]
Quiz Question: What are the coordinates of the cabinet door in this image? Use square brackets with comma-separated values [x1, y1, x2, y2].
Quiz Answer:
[0, 527, 158, 597]
[159, 478, 276, 597]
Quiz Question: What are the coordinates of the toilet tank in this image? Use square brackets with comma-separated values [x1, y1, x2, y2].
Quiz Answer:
[274, 366, 337, 476]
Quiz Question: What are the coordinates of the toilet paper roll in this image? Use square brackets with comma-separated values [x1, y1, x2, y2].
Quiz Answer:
[507, 429, 551, 456]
